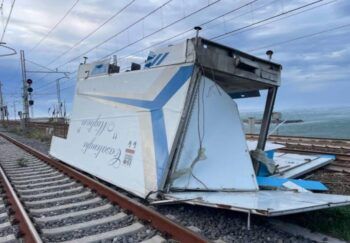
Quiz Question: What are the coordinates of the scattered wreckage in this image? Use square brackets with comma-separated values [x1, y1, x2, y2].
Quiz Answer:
[49, 35, 350, 222]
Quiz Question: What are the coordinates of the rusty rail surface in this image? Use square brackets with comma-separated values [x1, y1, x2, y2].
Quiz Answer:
[0, 166, 42, 243]
[0, 132, 207, 243]
[246, 133, 350, 143]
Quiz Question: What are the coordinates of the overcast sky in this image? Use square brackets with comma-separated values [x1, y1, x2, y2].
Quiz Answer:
[0, 0, 349, 117]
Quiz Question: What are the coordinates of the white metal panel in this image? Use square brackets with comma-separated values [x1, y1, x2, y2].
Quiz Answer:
[166, 191, 350, 216]
[77, 65, 179, 101]
[50, 64, 194, 198]
[50, 95, 149, 197]
[246, 140, 285, 151]
[272, 153, 334, 178]
[170, 77, 258, 191]
[145, 41, 187, 68]
[163, 81, 191, 152]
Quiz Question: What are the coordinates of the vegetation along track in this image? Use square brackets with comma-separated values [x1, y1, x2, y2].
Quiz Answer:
[0, 132, 206, 243]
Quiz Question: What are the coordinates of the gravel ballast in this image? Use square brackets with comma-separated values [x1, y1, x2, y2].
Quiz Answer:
[1, 127, 345, 242]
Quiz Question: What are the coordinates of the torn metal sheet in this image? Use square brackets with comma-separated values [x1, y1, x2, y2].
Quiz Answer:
[257, 176, 327, 191]
[282, 181, 310, 193]
[166, 191, 350, 216]
[169, 77, 258, 192]
[273, 153, 335, 178]
[49, 36, 350, 217]
[247, 141, 335, 178]
[246, 140, 285, 152]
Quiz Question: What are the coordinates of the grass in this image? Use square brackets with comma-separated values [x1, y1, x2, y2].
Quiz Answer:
[8, 127, 22, 135]
[284, 206, 350, 241]
[6, 125, 50, 142]
[25, 130, 50, 142]
[17, 158, 28, 167]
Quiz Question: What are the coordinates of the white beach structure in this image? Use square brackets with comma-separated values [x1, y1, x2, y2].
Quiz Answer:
[50, 37, 350, 217]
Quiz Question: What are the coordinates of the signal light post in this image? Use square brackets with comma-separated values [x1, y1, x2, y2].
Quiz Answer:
[20, 50, 30, 130]
[19, 49, 69, 128]
[20, 50, 35, 129]
[0, 80, 4, 123]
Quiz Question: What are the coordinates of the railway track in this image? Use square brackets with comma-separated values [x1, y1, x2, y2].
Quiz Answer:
[246, 134, 350, 152]
[246, 134, 350, 173]
[0, 133, 206, 243]
[0, 167, 21, 242]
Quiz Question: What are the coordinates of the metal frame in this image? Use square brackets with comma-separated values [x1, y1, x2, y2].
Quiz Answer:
[257, 87, 278, 151]
[161, 66, 201, 191]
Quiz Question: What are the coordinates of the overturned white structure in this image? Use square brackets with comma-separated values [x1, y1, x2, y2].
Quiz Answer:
[50, 37, 350, 216]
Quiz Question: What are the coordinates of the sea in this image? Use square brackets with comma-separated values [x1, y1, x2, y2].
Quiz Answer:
[240, 106, 350, 140]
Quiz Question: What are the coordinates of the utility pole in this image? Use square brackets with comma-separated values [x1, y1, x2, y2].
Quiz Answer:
[55, 76, 68, 118]
[0, 80, 4, 122]
[63, 100, 66, 118]
[20, 50, 29, 129]
[56, 78, 61, 118]
[13, 100, 16, 120]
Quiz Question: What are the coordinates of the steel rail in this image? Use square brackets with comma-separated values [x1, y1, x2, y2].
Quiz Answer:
[0, 166, 42, 243]
[277, 147, 350, 173]
[278, 147, 350, 157]
[246, 133, 350, 143]
[0, 132, 207, 243]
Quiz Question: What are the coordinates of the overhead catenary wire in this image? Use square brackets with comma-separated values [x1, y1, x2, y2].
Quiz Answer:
[33, 0, 173, 91]
[55, 0, 175, 68]
[50, 18, 350, 95]
[248, 22, 350, 52]
[30, 0, 80, 51]
[34, 67, 77, 92]
[97, 0, 222, 60]
[26, 59, 58, 72]
[30, 0, 339, 97]
[37, 0, 222, 92]
[210, 0, 324, 40]
[0, 0, 15, 42]
[46, 0, 136, 66]
[100, 0, 254, 61]
[217, 0, 338, 41]
[116, 0, 264, 65]
[36, 0, 331, 94]
[25, 59, 70, 93]
[118, 0, 334, 70]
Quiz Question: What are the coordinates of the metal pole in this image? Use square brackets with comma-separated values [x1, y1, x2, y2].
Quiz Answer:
[63, 100, 66, 118]
[256, 87, 278, 151]
[13, 100, 16, 120]
[56, 78, 62, 118]
[194, 26, 202, 48]
[0, 80, 4, 122]
[20, 50, 29, 126]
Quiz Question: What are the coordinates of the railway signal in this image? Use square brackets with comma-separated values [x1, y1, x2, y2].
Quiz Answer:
[26, 78, 34, 106]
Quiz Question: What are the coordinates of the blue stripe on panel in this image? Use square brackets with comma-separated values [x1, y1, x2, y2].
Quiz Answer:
[88, 65, 194, 110]
[150, 54, 163, 67]
[82, 65, 194, 186]
[155, 52, 169, 65]
[151, 109, 169, 184]
[152, 65, 193, 108]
